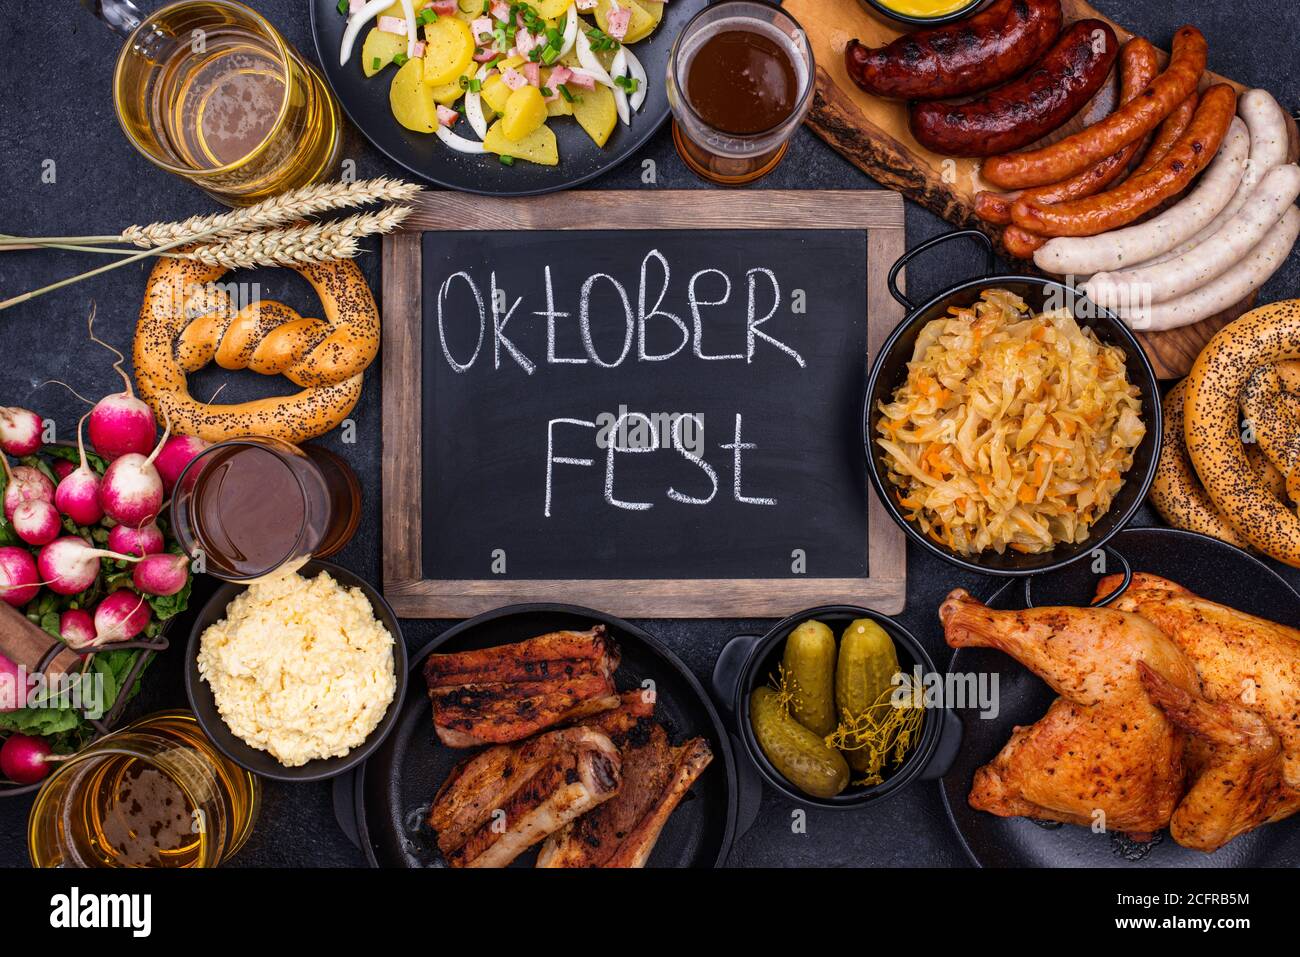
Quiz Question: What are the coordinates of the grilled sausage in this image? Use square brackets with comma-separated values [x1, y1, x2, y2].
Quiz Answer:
[1129, 92, 1198, 178]
[909, 20, 1118, 158]
[845, 0, 1063, 101]
[982, 24, 1208, 188]
[974, 37, 1159, 228]
[1013, 84, 1238, 238]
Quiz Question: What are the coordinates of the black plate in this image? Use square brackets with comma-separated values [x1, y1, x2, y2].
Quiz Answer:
[310, 0, 706, 195]
[354, 603, 737, 867]
[184, 560, 409, 783]
[942, 527, 1300, 867]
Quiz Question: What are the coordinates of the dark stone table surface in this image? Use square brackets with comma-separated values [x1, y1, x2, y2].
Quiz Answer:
[1, 0, 1297, 867]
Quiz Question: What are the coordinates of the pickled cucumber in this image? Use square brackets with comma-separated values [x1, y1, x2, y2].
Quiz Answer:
[750, 687, 850, 798]
[835, 619, 902, 773]
[781, 619, 837, 736]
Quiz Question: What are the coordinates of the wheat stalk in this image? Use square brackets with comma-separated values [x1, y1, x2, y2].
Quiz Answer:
[169, 207, 412, 269]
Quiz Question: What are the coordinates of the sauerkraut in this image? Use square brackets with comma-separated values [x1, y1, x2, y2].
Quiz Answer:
[876, 289, 1145, 557]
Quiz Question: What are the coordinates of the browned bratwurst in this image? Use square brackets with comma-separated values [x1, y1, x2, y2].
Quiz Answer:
[982, 24, 1208, 188]
[844, 0, 1063, 101]
[909, 20, 1118, 158]
[1012, 83, 1237, 237]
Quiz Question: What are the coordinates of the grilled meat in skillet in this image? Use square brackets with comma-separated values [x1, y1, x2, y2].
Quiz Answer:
[424, 627, 620, 747]
[428, 726, 622, 867]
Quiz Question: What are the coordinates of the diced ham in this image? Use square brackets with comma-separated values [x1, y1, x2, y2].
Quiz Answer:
[471, 15, 494, 38]
[411, 40, 426, 57]
[429, 0, 459, 13]
[514, 28, 537, 56]
[501, 66, 528, 90]
[473, 47, 499, 61]
[436, 105, 459, 127]
[548, 65, 572, 87]
[377, 15, 408, 34]
[522, 61, 540, 86]
[565, 68, 597, 90]
[490, 0, 510, 21]
[605, 4, 631, 39]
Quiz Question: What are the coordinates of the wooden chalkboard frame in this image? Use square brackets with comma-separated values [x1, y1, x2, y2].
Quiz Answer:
[381, 190, 907, 618]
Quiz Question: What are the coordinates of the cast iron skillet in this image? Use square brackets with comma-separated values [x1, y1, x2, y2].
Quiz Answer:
[309, 0, 709, 196]
[712, 605, 962, 809]
[942, 527, 1300, 867]
[863, 230, 1162, 578]
[349, 603, 737, 867]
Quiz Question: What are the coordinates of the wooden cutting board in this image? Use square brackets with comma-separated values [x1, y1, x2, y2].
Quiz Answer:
[785, 0, 1298, 378]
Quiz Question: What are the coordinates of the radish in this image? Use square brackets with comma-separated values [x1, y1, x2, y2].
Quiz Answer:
[0, 733, 53, 785]
[154, 433, 208, 494]
[92, 590, 151, 645]
[12, 499, 61, 546]
[86, 313, 156, 461]
[51, 459, 75, 481]
[0, 546, 40, 607]
[54, 414, 103, 526]
[107, 521, 165, 557]
[132, 553, 189, 597]
[99, 415, 170, 528]
[0, 653, 31, 712]
[0, 407, 43, 456]
[59, 609, 96, 650]
[37, 536, 140, 595]
[1, 457, 54, 522]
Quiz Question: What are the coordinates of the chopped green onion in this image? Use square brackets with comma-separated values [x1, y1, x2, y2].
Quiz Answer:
[586, 27, 621, 52]
[393, 52, 410, 66]
[337, 0, 349, 14]
[372, 56, 382, 70]
[529, 47, 543, 61]
[546, 27, 562, 44]
[468, 77, 483, 92]
[500, 154, 515, 166]
[540, 85, 553, 97]
[418, 7, 438, 23]
[541, 45, 559, 64]
[558, 83, 576, 103]
[459, 74, 471, 90]
[615, 74, 639, 93]
[481, 0, 490, 12]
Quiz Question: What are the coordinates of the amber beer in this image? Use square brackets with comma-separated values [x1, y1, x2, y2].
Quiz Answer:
[668, 2, 814, 185]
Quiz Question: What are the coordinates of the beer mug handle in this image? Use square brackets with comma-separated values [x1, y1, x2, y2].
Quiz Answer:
[81, 0, 145, 37]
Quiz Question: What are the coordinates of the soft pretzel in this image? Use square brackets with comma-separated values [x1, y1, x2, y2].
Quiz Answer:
[1239, 364, 1300, 505]
[133, 257, 380, 443]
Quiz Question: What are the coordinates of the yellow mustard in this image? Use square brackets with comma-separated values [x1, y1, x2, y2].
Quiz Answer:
[877, 0, 975, 18]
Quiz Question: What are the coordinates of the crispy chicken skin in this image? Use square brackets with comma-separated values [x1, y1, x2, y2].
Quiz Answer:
[429, 726, 622, 868]
[940, 588, 1197, 837]
[538, 692, 713, 868]
[424, 627, 620, 747]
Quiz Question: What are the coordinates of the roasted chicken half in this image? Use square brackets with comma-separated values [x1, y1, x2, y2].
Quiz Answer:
[424, 627, 620, 747]
[428, 726, 622, 867]
[538, 692, 714, 868]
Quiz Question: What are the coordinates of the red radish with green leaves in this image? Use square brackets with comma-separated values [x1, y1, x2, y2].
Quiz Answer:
[0, 733, 54, 784]
[154, 434, 208, 494]
[12, 499, 61, 546]
[86, 316, 156, 462]
[91, 590, 152, 645]
[99, 415, 170, 529]
[2, 457, 54, 522]
[54, 414, 103, 526]
[59, 609, 96, 649]
[0, 546, 40, 607]
[0, 407, 43, 457]
[51, 459, 75, 481]
[37, 536, 141, 595]
[108, 521, 165, 558]
[132, 553, 189, 597]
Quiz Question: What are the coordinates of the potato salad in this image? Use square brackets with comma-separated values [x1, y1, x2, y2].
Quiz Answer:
[338, 0, 659, 166]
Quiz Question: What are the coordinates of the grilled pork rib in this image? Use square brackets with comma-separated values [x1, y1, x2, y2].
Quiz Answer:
[424, 627, 620, 747]
[429, 726, 622, 868]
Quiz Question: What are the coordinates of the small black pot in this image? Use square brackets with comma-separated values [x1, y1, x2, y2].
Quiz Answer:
[711, 605, 962, 809]
[857, 0, 985, 29]
[864, 229, 1163, 578]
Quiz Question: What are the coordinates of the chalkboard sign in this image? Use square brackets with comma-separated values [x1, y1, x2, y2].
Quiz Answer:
[382, 191, 906, 618]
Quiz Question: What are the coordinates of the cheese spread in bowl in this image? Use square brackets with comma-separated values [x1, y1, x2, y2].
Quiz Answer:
[196, 570, 397, 768]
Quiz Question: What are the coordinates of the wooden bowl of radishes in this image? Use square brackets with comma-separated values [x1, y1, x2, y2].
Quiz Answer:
[0, 368, 211, 795]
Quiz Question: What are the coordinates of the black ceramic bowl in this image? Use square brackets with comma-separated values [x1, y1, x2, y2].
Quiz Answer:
[864, 230, 1162, 578]
[858, 0, 984, 28]
[184, 561, 408, 783]
[711, 605, 961, 809]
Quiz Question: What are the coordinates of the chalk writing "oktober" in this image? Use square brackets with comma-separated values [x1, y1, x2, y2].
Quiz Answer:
[434, 248, 806, 374]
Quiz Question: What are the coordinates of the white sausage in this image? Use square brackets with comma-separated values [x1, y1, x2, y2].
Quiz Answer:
[1118, 206, 1300, 331]
[1034, 118, 1249, 277]
[1085, 164, 1300, 306]
[1135, 89, 1291, 268]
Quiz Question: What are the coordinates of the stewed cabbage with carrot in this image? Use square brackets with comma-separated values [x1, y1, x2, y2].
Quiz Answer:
[875, 289, 1146, 557]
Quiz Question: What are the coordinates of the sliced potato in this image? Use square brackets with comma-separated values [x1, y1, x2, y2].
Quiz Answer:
[422, 16, 475, 86]
[361, 27, 407, 76]
[429, 63, 476, 105]
[483, 119, 559, 165]
[594, 0, 656, 44]
[375, 0, 405, 21]
[529, 0, 574, 18]
[543, 67, 574, 115]
[480, 74, 512, 114]
[502, 85, 549, 141]
[571, 82, 617, 147]
[628, 0, 663, 37]
[389, 57, 438, 132]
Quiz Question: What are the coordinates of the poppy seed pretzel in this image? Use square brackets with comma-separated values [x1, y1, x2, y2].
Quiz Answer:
[133, 257, 380, 444]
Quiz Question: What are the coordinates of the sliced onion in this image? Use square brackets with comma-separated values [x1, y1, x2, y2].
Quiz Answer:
[622, 44, 647, 111]
[436, 125, 488, 153]
[575, 25, 615, 87]
[399, 0, 419, 59]
[340, 0, 394, 65]
[465, 62, 492, 140]
[559, 4, 579, 57]
[610, 49, 630, 126]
